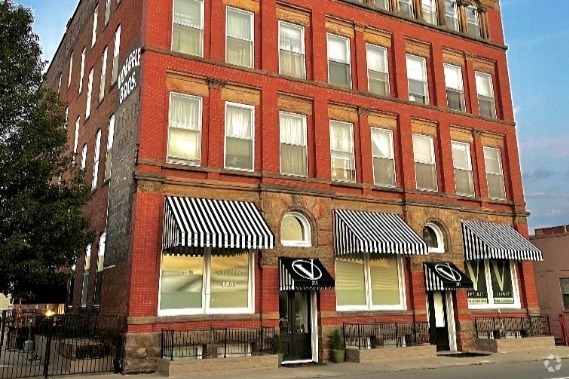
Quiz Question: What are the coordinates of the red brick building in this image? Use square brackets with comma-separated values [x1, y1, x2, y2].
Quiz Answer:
[44, 0, 545, 371]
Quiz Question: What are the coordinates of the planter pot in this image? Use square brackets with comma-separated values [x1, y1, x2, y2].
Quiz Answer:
[331, 349, 345, 363]
[277, 353, 283, 367]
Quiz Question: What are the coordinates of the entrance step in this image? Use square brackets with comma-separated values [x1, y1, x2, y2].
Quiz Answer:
[476, 336, 555, 353]
[157, 355, 279, 377]
[345, 344, 437, 363]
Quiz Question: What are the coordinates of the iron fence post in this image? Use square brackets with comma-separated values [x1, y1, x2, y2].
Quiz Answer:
[170, 330, 174, 361]
[224, 328, 228, 358]
[0, 310, 6, 359]
[43, 317, 53, 379]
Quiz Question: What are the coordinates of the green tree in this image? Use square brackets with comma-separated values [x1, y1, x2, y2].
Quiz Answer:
[0, 0, 93, 300]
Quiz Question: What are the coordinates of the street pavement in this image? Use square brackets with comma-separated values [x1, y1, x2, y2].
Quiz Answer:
[61, 347, 569, 379]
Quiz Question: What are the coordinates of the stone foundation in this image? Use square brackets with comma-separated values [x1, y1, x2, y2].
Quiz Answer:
[157, 355, 278, 377]
[345, 345, 437, 363]
[124, 332, 161, 373]
[476, 336, 555, 353]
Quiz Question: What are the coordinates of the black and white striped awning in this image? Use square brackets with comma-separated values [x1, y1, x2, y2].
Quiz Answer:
[162, 197, 274, 251]
[334, 209, 428, 256]
[462, 221, 542, 261]
[424, 263, 473, 292]
[279, 258, 335, 291]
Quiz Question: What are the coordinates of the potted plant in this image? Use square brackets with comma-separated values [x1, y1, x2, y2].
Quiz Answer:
[329, 328, 345, 363]
[272, 333, 283, 367]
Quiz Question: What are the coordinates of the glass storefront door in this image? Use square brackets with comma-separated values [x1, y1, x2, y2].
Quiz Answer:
[279, 291, 312, 361]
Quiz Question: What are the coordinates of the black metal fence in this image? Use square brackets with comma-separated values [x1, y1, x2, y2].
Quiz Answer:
[161, 327, 275, 360]
[343, 322, 430, 349]
[0, 310, 126, 378]
[474, 315, 551, 339]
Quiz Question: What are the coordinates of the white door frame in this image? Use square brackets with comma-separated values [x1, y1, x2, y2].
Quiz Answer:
[445, 291, 458, 352]
[282, 291, 319, 364]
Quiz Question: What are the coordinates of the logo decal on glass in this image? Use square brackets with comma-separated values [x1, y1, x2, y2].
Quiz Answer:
[435, 263, 462, 283]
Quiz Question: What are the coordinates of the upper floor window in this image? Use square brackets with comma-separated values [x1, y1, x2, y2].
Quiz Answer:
[327, 34, 351, 88]
[226, 7, 254, 68]
[412, 134, 437, 191]
[104, 0, 111, 26]
[111, 25, 121, 84]
[81, 244, 91, 308]
[445, 0, 459, 31]
[91, 5, 98, 47]
[280, 111, 307, 177]
[168, 93, 202, 165]
[278, 21, 306, 79]
[375, 0, 390, 10]
[225, 102, 254, 171]
[85, 69, 94, 119]
[466, 4, 481, 38]
[281, 212, 311, 247]
[422, 0, 438, 25]
[79, 47, 86, 94]
[452, 141, 475, 197]
[92, 129, 102, 190]
[172, 0, 204, 57]
[483, 146, 506, 200]
[330, 121, 355, 182]
[444, 63, 465, 112]
[371, 127, 396, 187]
[68, 52, 73, 87]
[406, 54, 429, 105]
[58, 74, 62, 95]
[80, 144, 88, 171]
[475, 72, 496, 118]
[561, 279, 569, 310]
[398, 0, 414, 18]
[104, 115, 115, 180]
[366, 44, 389, 97]
[99, 47, 108, 102]
[423, 223, 444, 253]
[73, 117, 80, 157]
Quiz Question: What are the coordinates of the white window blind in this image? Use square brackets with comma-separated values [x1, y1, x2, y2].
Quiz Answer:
[484, 147, 506, 199]
[280, 112, 307, 176]
[413, 134, 437, 191]
[327, 34, 351, 88]
[475, 72, 496, 118]
[366, 44, 389, 96]
[444, 63, 465, 112]
[371, 128, 396, 187]
[452, 141, 474, 197]
[406, 54, 429, 104]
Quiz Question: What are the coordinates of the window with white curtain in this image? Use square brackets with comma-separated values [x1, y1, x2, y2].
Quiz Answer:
[375, 0, 390, 10]
[73, 117, 80, 158]
[79, 48, 86, 94]
[466, 4, 481, 38]
[92, 5, 98, 47]
[327, 34, 351, 88]
[371, 127, 396, 187]
[406, 54, 429, 104]
[225, 102, 254, 171]
[99, 47, 108, 102]
[111, 25, 121, 84]
[466, 260, 519, 308]
[366, 44, 389, 96]
[226, 7, 254, 68]
[422, 0, 437, 24]
[399, 0, 414, 18]
[475, 72, 496, 118]
[80, 144, 88, 171]
[86, 69, 94, 118]
[68, 52, 73, 87]
[279, 21, 305, 79]
[413, 134, 437, 191]
[483, 146, 506, 200]
[445, 0, 459, 31]
[172, 0, 204, 56]
[81, 244, 91, 308]
[280, 112, 307, 176]
[336, 256, 404, 310]
[104, 115, 115, 180]
[330, 121, 355, 182]
[452, 141, 474, 197]
[104, 0, 111, 25]
[92, 129, 102, 190]
[168, 93, 202, 165]
[444, 63, 465, 112]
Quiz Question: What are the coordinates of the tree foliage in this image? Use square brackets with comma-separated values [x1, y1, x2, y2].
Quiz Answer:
[0, 0, 93, 299]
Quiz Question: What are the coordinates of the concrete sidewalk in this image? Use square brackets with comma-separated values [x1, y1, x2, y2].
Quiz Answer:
[63, 346, 569, 379]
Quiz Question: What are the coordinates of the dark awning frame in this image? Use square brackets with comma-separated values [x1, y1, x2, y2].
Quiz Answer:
[279, 258, 335, 291]
[424, 262, 474, 292]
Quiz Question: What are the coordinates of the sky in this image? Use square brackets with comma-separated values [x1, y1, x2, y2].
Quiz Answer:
[16, 0, 569, 233]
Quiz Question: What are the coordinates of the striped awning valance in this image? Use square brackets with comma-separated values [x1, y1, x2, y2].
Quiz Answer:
[424, 263, 473, 292]
[334, 209, 428, 256]
[162, 197, 274, 251]
[462, 221, 542, 261]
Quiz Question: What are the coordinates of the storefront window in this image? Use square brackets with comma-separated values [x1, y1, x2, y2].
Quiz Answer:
[466, 259, 518, 308]
[159, 250, 252, 315]
[336, 257, 404, 310]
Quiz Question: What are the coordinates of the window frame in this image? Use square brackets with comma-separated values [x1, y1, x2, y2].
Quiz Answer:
[73, 117, 80, 157]
[466, 259, 521, 310]
[445, 0, 459, 31]
[79, 47, 86, 94]
[158, 249, 255, 316]
[99, 47, 108, 102]
[335, 256, 406, 312]
[167, 92, 203, 166]
[224, 101, 255, 172]
[329, 120, 356, 183]
[92, 129, 102, 190]
[171, 0, 205, 57]
[412, 133, 438, 192]
[278, 20, 306, 79]
[451, 140, 475, 197]
[423, 222, 445, 253]
[483, 146, 506, 200]
[225, 6, 255, 68]
[104, 115, 115, 181]
[280, 212, 312, 247]
[398, 0, 414, 18]
[366, 43, 390, 97]
[370, 127, 396, 188]
[91, 5, 98, 48]
[326, 33, 352, 89]
[560, 278, 569, 310]
[279, 111, 308, 177]
[104, 0, 111, 26]
[421, 0, 438, 25]
[443, 63, 465, 112]
[111, 25, 121, 84]
[406, 54, 429, 105]
[80, 244, 92, 308]
[86, 69, 94, 119]
[466, 4, 481, 38]
[475, 71, 496, 119]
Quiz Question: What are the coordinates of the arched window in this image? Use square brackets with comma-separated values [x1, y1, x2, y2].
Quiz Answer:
[281, 212, 311, 247]
[423, 223, 445, 253]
